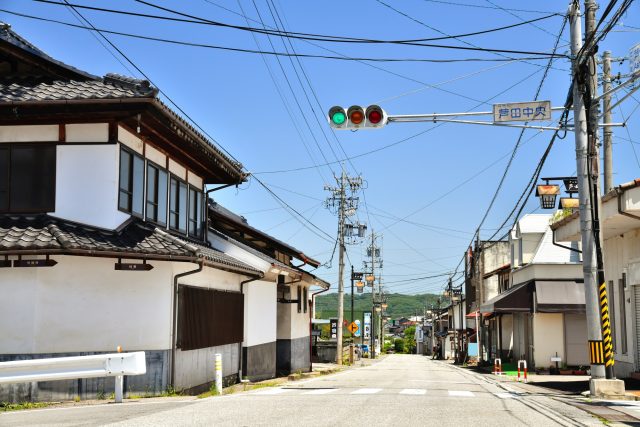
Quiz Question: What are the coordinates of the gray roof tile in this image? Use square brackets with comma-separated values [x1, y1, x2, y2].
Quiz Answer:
[0, 215, 260, 276]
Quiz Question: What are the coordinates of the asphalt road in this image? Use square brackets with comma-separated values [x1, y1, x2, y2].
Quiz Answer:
[0, 355, 606, 427]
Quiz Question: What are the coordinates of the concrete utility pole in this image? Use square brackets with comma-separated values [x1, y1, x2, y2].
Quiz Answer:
[370, 231, 376, 360]
[570, 0, 605, 380]
[570, 2, 622, 394]
[324, 171, 364, 365]
[602, 50, 614, 193]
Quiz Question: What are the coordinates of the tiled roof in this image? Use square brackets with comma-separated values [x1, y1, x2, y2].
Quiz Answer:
[0, 22, 96, 80]
[0, 215, 260, 276]
[0, 75, 156, 102]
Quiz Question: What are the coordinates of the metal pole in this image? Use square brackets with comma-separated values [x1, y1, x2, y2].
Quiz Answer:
[336, 171, 346, 365]
[569, 1, 606, 379]
[602, 50, 614, 193]
[114, 375, 123, 403]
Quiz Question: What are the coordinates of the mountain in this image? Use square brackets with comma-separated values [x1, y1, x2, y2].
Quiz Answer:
[314, 292, 442, 319]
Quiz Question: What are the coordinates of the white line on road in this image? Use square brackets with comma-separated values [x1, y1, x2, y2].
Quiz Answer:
[301, 389, 337, 395]
[350, 388, 382, 395]
[399, 389, 426, 395]
[494, 392, 519, 399]
[448, 390, 475, 397]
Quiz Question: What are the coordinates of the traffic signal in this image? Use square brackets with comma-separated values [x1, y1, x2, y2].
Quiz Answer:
[328, 105, 388, 130]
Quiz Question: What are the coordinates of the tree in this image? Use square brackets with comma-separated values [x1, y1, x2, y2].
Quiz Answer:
[394, 338, 405, 353]
[403, 326, 417, 354]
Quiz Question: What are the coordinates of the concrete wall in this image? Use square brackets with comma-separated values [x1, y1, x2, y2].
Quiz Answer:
[174, 343, 239, 391]
[521, 233, 544, 265]
[533, 313, 564, 369]
[564, 313, 589, 366]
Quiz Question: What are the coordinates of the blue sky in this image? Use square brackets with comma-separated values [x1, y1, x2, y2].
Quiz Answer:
[4, 0, 640, 295]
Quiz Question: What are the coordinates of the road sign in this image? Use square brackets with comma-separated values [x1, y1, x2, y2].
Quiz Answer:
[493, 100, 551, 122]
[348, 322, 359, 334]
[630, 42, 640, 74]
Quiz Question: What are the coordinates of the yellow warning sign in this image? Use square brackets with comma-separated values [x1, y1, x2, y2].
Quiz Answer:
[348, 322, 359, 334]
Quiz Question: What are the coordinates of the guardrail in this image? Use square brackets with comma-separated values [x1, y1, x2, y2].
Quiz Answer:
[0, 351, 146, 403]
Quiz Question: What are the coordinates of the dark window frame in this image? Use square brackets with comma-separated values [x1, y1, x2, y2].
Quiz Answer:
[118, 146, 144, 218]
[145, 160, 168, 227]
[618, 275, 628, 354]
[297, 285, 302, 313]
[188, 185, 204, 239]
[303, 287, 308, 313]
[169, 174, 188, 234]
[0, 143, 56, 214]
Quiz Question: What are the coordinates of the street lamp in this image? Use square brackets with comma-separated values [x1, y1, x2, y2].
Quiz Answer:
[536, 177, 578, 210]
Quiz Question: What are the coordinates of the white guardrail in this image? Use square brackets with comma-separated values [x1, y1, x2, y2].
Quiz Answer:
[0, 351, 146, 403]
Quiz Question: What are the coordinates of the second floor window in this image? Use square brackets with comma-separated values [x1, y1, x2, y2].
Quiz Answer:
[188, 186, 203, 238]
[118, 147, 144, 217]
[0, 144, 56, 213]
[146, 163, 168, 226]
[170, 176, 187, 233]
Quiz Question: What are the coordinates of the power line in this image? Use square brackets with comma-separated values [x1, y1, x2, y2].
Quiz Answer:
[421, 0, 559, 14]
[32, 0, 563, 49]
[4, 9, 563, 63]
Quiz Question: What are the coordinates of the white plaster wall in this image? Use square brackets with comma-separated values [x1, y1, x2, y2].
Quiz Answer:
[0, 256, 173, 354]
[53, 144, 129, 229]
[277, 285, 310, 340]
[0, 125, 58, 142]
[533, 313, 564, 368]
[145, 144, 166, 167]
[118, 126, 143, 154]
[187, 172, 203, 190]
[169, 159, 186, 180]
[244, 280, 277, 347]
[65, 123, 108, 143]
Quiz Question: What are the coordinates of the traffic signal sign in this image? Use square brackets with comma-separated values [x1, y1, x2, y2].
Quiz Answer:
[328, 105, 388, 130]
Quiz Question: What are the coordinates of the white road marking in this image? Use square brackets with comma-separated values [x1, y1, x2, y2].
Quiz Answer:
[495, 392, 518, 399]
[399, 389, 426, 395]
[448, 390, 475, 397]
[350, 388, 382, 395]
[254, 388, 291, 395]
[301, 389, 337, 395]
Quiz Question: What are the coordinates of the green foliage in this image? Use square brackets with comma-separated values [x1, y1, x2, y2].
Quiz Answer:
[315, 292, 440, 321]
[394, 338, 406, 353]
[0, 402, 52, 412]
[403, 326, 416, 354]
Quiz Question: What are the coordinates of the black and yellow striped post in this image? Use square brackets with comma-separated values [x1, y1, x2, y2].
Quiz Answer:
[599, 282, 615, 378]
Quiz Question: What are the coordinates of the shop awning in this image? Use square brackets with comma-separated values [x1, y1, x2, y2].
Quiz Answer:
[480, 280, 585, 314]
[480, 282, 531, 313]
[535, 280, 585, 313]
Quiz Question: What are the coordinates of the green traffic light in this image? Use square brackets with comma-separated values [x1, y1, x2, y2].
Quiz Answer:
[331, 111, 346, 125]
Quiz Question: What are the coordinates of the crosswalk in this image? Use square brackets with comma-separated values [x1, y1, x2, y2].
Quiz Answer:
[251, 387, 525, 399]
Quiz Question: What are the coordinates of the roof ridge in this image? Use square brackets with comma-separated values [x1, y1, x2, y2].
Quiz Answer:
[103, 73, 158, 97]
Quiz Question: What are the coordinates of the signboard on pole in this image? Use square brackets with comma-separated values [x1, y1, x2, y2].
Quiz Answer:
[363, 312, 371, 340]
[354, 319, 361, 338]
[493, 100, 551, 122]
[330, 318, 338, 340]
[630, 42, 640, 88]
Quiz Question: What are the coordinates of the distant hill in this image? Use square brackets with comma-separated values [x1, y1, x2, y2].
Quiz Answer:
[314, 292, 442, 320]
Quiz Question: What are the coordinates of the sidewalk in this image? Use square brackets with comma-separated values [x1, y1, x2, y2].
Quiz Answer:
[459, 361, 640, 426]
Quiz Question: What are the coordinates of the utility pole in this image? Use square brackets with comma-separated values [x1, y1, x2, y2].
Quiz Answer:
[325, 171, 364, 365]
[602, 50, 614, 193]
[370, 231, 376, 360]
[350, 265, 355, 365]
[570, 2, 620, 391]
